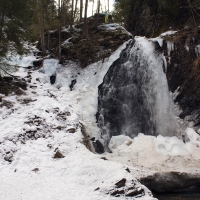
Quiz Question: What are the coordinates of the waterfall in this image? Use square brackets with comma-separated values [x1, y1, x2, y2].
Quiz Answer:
[97, 38, 177, 149]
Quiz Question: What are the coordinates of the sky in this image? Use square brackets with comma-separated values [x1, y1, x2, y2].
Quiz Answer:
[88, 0, 115, 16]
[56, 0, 115, 17]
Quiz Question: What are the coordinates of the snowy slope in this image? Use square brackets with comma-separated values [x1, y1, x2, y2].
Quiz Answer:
[0, 43, 156, 200]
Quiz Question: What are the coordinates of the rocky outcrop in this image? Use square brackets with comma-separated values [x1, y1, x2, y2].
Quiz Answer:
[162, 27, 200, 126]
[140, 171, 200, 193]
[125, 0, 200, 37]
[37, 14, 131, 67]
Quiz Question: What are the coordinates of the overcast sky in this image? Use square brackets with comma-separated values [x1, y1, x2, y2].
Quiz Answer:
[88, 0, 115, 16]
[56, 0, 115, 16]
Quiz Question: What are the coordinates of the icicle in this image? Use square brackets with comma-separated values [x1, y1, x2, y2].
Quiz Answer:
[167, 41, 174, 56]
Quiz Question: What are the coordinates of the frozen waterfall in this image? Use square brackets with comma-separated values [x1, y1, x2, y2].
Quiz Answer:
[97, 38, 177, 149]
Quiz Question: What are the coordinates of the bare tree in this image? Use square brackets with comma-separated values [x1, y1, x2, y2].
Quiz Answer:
[84, 0, 89, 39]
[80, 0, 83, 22]
[92, 0, 94, 16]
[37, 0, 46, 55]
[74, 0, 78, 22]
[70, 0, 74, 28]
[58, 0, 61, 61]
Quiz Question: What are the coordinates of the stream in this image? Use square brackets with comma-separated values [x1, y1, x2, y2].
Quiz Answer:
[154, 193, 200, 200]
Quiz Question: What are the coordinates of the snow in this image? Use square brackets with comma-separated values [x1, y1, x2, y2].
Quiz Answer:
[160, 30, 177, 37]
[0, 42, 155, 200]
[98, 23, 132, 37]
[62, 37, 73, 46]
[149, 30, 177, 48]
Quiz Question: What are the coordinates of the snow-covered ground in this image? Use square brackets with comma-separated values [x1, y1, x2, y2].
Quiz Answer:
[1, 36, 200, 199]
[0, 43, 156, 200]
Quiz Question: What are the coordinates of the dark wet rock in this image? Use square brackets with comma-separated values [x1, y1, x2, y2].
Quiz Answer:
[47, 144, 52, 148]
[56, 126, 62, 130]
[54, 150, 65, 158]
[14, 80, 27, 90]
[110, 189, 124, 196]
[67, 128, 76, 133]
[140, 172, 200, 193]
[21, 98, 37, 104]
[94, 187, 100, 191]
[69, 79, 76, 91]
[162, 27, 200, 126]
[4, 154, 13, 162]
[30, 85, 37, 89]
[125, 188, 144, 197]
[100, 157, 108, 160]
[3, 76, 13, 82]
[92, 140, 104, 154]
[33, 59, 43, 68]
[115, 178, 126, 188]
[125, 168, 131, 173]
[31, 168, 39, 172]
[50, 74, 56, 84]
[0, 100, 13, 108]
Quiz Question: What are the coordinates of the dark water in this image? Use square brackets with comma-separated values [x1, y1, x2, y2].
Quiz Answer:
[154, 193, 200, 200]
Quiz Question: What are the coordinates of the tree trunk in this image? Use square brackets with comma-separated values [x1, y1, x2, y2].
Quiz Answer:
[58, 0, 61, 61]
[70, 0, 74, 29]
[0, 1, 6, 44]
[97, 0, 100, 14]
[84, 0, 89, 39]
[80, 0, 83, 23]
[37, 0, 45, 55]
[62, 0, 66, 26]
[74, 0, 78, 22]
[48, 29, 50, 51]
[96, 0, 101, 25]
[92, 0, 94, 16]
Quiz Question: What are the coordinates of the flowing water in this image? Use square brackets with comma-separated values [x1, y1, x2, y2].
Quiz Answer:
[154, 193, 200, 200]
[97, 38, 177, 148]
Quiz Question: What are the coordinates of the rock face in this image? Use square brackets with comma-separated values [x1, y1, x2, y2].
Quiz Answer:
[140, 172, 200, 193]
[163, 27, 200, 126]
[124, 0, 200, 37]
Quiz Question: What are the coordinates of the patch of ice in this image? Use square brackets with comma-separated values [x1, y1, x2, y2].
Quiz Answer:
[109, 135, 131, 150]
[195, 45, 200, 56]
[41, 59, 61, 75]
[167, 41, 174, 56]
[160, 31, 177, 37]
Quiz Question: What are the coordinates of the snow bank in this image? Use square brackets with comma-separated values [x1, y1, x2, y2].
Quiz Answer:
[98, 23, 132, 37]
[106, 129, 200, 174]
